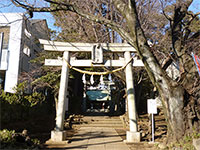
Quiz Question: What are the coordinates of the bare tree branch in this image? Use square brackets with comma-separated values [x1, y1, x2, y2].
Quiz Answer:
[11, 0, 133, 43]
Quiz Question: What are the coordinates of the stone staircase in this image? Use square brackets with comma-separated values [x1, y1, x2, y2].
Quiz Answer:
[120, 109, 167, 142]
[73, 115, 124, 129]
[71, 114, 157, 150]
[138, 110, 167, 142]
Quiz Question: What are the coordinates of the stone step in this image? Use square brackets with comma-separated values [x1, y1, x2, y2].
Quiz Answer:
[88, 123, 123, 126]
[85, 117, 121, 119]
[76, 122, 124, 128]
[82, 121, 123, 124]
[78, 118, 122, 121]
[88, 120, 122, 123]
[91, 121, 122, 123]
[83, 119, 122, 123]
[78, 124, 123, 128]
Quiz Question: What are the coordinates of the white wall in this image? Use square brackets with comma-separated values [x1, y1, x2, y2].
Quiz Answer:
[0, 13, 23, 93]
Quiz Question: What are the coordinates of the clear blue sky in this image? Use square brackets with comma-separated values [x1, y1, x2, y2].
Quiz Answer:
[0, 0, 56, 30]
[0, 0, 199, 31]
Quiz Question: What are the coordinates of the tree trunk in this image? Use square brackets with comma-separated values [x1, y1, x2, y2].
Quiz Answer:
[114, 0, 187, 140]
[159, 82, 185, 140]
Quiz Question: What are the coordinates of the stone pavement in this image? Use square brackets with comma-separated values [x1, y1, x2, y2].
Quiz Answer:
[46, 115, 131, 149]
[64, 127, 130, 150]
[45, 127, 131, 150]
[45, 115, 156, 150]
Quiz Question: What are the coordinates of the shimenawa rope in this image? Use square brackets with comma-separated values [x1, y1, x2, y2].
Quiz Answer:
[59, 56, 134, 75]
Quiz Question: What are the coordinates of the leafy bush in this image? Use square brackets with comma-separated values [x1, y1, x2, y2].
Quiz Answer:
[0, 129, 16, 145]
[0, 129, 40, 149]
[0, 82, 45, 107]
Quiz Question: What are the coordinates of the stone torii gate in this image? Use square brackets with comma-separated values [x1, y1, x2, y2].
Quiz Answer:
[39, 39, 144, 143]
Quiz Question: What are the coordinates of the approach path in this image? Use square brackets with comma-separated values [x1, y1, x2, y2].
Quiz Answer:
[45, 112, 156, 150]
[46, 112, 131, 150]
[63, 126, 130, 150]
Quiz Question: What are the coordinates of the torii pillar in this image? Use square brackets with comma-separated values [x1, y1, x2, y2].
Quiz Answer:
[51, 51, 69, 141]
[124, 51, 141, 142]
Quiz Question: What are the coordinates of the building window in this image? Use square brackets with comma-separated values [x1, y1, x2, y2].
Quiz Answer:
[0, 26, 10, 49]
[0, 71, 5, 90]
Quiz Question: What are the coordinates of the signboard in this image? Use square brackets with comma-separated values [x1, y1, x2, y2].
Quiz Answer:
[147, 99, 157, 114]
[147, 99, 157, 142]
[92, 44, 103, 64]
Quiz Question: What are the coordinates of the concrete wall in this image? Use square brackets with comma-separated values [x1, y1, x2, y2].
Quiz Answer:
[0, 13, 23, 93]
[20, 19, 49, 73]
[0, 13, 49, 93]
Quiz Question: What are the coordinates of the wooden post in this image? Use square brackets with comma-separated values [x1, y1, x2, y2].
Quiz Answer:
[124, 51, 140, 142]
[55, 51, 69, 131]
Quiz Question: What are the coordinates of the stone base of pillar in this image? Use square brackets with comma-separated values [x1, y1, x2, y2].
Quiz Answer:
[124, 131, 141, 143]
[51, 130, 67, 141]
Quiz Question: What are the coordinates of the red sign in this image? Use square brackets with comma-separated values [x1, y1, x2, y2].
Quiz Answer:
[192, 52, 200, 76]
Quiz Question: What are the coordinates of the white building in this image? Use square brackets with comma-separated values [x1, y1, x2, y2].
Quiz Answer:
[0, 13, 49, 93]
